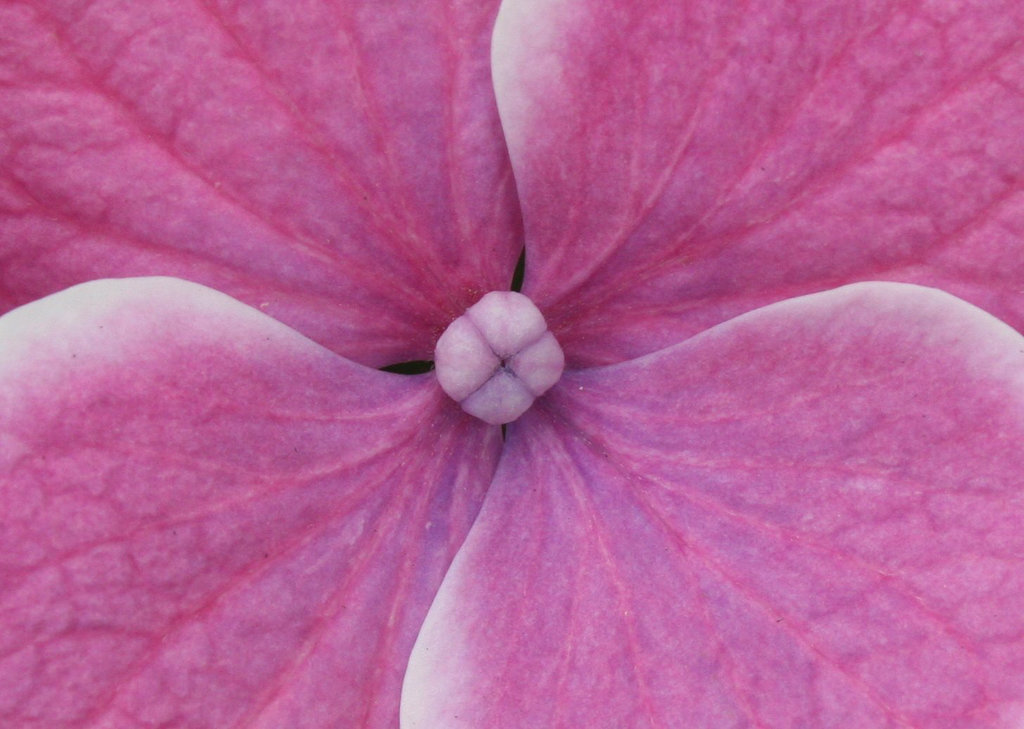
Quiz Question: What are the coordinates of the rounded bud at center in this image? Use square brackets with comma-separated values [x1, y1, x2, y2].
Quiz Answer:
[434, 291, 565, 425]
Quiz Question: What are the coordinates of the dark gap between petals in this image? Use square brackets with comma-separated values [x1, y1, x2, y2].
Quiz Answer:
[501, 424, 507, 441]
[510, 246, 526, 293]
[379, 360, 434, 374]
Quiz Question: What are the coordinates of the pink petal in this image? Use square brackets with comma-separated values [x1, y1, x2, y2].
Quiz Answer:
[404, 283, 1024, 727]
[0, 278, 500, 728]
[0, 0, 520, 366]
[493, 0, 1024, 366]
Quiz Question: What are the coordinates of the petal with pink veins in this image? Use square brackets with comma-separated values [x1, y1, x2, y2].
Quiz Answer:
[0, 277, 500, 728]
[404, 282, 1024, 728]
[493, 0, 1024, 366]
[0, 0, 521, 366]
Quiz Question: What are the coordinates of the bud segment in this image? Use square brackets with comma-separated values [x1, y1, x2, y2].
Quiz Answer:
[434, 291, 565, 425]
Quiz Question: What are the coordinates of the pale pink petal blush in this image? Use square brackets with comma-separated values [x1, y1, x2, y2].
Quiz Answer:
[492, 0, 1024, 366]
[0, 278, 500, 728]
[404, 283, 1024, 727]
[0, 0, 520, 366]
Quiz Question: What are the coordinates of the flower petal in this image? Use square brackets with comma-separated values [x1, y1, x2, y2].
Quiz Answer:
[403, 283, 1024, 727]
[0, 278, 500, 728]
[0, 0, 520, 366]
[493, 0, 1024, 365]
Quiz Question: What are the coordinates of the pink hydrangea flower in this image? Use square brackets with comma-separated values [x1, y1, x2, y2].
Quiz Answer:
[3, 1, 1024, 727]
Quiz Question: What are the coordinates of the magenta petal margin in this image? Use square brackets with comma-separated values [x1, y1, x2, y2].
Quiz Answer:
[493, 0, 1024, 366]
[0, 0, 520, 367]
[404, 283, 1024, 728]
[0, 278, 499, 728]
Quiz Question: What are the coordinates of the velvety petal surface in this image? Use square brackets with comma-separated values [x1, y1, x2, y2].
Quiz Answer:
[404, 283, 1024, 727]
[493, 0, 1024, 366]
[0, 0, 521, 367]
[0, 278, 500, 728]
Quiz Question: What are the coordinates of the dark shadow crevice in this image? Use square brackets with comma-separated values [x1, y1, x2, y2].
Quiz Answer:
[510, 247, 526, 292]
[379, 360, 434, 375]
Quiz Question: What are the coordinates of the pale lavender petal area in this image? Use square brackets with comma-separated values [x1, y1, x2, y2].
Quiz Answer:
[493, 0, 1024, 366]
[404, 283, 1024, 727]
[0, 0, 521, 367]
[0, 278, 500, 728]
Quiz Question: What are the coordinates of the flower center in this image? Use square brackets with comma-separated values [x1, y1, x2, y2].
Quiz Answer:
[434, 291, 564, 425]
